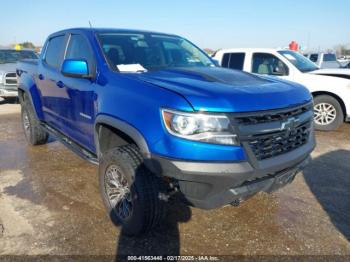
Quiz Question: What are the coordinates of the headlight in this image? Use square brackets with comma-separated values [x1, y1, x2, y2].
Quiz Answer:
[161, 109, 238, 145]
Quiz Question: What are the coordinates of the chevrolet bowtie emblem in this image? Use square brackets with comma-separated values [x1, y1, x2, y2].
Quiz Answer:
[281, 117, 299, 131]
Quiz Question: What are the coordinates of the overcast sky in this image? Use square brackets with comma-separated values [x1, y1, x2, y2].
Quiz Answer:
[0, 0, 349, 51]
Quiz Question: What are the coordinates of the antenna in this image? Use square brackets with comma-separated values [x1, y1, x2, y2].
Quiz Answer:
[88, 21, 93, 29]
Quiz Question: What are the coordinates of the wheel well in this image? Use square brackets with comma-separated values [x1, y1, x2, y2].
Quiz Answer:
[96, 123, 138, 155]
[312, 91, 347, 120]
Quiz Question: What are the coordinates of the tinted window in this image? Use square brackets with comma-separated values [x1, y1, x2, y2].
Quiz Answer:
[323, 54, 336, 62]
[228, 53, 245, 70]
[309, 54, 318, 62]
[45, 35, 65, 68]
[66, 34, 95, 72]
[252, 53, 288, 76]
[221, 53, 245, 70]
[221, 53, 230, 67]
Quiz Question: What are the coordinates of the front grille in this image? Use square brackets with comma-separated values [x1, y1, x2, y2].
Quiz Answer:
[5, 73, 16, 78]
[235, 103, 312, 125]
[4, 72, 17, 86]
[234, 103, 313, 161]
[247, 121, 311, 160]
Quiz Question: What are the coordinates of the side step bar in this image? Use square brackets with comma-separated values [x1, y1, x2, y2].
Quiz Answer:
[41, 123, 98, 165]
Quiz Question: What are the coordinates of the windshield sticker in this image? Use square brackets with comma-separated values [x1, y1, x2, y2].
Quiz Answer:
[284, 54, 296, 60]
[117, 64, 147, 73]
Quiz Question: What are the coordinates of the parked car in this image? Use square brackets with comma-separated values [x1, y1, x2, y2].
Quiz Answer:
[213, 48, 350, 131]
[306, 52, 343, 69]
[17, 28, 315, 236]
[337, 56, 350, 67]
[0, 49, 38, 102]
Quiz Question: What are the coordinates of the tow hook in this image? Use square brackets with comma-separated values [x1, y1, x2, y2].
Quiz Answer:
[158, 182, 179, 202]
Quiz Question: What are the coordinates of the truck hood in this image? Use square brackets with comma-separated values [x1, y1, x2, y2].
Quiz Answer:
[136, 67, 311, 112]
[0, 63, 17, 72]
[309, 68, 350, 77]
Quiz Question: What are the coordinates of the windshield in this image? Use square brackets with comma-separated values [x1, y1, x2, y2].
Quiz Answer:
[97, 33, 214, 72]
[0, 50, 38, 64]
[279, 50, 318, 72]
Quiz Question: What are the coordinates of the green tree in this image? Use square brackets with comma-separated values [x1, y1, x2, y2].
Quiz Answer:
[19, 42, 36, 49]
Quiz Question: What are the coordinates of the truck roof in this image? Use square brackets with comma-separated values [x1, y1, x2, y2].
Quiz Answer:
[50, 27, 179, 38]
[216, 48, 284, 53]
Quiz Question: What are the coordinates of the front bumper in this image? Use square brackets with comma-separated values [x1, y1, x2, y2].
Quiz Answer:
[146, 136, 315, 209]
[0, 88, 18, 98]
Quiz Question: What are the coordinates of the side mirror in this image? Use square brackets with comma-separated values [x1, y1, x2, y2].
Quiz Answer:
[61, 59, 92, 79]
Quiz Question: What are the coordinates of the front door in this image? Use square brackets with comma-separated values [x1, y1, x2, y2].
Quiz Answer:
[59, 33, 97, 152]
[251, 52, 290, 80]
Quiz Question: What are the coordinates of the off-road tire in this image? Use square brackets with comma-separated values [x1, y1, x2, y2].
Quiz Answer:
[313, 95, 344, 131]
[21, 94, 49, 145]
[99, 145, 165, 236]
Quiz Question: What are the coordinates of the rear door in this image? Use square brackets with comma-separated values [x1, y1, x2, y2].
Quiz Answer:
[221, 52, 246, 71]
[37, 34, 68, 129]
[59, 33, 97, 151]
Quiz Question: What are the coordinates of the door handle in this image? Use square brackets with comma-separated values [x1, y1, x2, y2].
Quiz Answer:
[56, 81, 65, 88]
[38, 74, 44, 80]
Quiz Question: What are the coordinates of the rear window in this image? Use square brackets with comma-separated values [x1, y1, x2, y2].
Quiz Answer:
[45, 35, 65, 68]
[323, 54, 336, 62]
[221, 53, 245, 70]
[309, 54, 318, 62]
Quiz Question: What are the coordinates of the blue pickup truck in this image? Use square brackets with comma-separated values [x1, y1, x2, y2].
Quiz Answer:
[17, 28, 315, 236]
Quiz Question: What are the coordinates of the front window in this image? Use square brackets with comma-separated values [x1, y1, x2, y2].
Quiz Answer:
[97, 33, 214, 72]
[45, 35, 65, 68]
[0, 50, 38, 64]
[279, 50, 318, 73]
[252, 53, 289, 76]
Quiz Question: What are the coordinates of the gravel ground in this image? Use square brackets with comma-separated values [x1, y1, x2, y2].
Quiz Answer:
[0, 103, 349, 259]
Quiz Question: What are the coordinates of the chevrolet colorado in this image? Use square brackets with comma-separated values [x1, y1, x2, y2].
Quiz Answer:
[17, 28, 315, 236]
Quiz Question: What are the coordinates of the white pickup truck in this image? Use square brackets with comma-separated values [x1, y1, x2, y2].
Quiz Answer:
[213, 48, 350, 131]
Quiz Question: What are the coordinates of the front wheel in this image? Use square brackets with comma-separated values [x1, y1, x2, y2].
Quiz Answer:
[99, 145, 165, 236]
[313, 95, 344, 131]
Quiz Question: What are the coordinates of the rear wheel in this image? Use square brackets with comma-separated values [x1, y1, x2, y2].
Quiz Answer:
[313, 95, 344, 131]
[21, 94, 49, 145]
[99, 145, 165, 236]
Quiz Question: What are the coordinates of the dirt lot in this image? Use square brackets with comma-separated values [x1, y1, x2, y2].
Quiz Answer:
[0, 103, 349, 258]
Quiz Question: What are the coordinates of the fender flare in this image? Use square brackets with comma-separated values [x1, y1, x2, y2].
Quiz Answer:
[17, 84, 43, 119]
[94, 115, 150, 158]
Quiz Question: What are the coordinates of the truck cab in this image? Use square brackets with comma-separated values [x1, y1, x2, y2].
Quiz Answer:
[213, 48, 350, 131]
[306, 52, 342, 69]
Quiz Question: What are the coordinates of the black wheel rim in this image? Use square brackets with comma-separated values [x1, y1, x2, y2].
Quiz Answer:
[104, 165, 133, 221]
